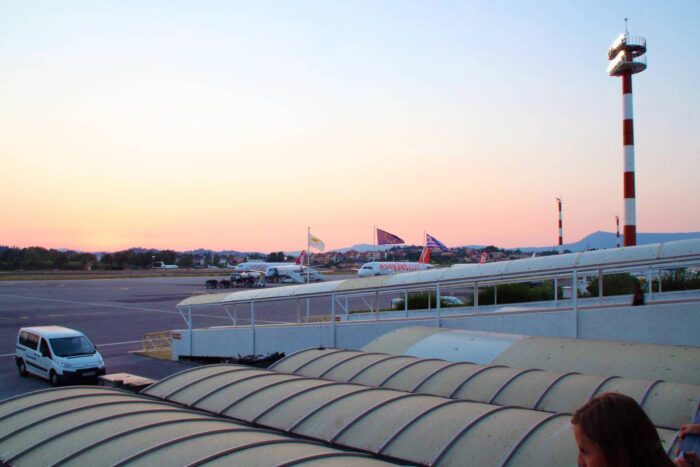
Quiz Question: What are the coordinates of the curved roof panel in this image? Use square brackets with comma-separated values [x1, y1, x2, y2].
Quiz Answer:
[384, 269, 444, 286]
[363, 327, 524, 364]
[271, 347, 700, 430]
[0, 386, 391, 467]
[177, 238, 700, 308]
[143, 364, 585, 466]
[334, 275, 390, 291]
[362, 327, 700, 386]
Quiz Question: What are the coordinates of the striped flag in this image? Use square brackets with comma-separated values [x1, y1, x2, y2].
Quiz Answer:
[426, 234, 449, 252]
[376, 228, 404, 245]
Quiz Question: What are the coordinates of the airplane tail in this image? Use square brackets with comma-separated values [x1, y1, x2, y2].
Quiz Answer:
[296, 250, 306, 266]
[418, 246, 431, 264]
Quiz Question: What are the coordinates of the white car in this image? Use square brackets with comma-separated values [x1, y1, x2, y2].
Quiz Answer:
[391, 295, 465, 308]
[15, 326, 106, 386]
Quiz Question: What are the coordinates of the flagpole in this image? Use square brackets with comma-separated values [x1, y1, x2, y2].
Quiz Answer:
[307, 227, 310, 284]
[372, 225, 376, 263]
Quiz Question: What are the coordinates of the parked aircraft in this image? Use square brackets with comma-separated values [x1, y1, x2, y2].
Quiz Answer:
[236, 252, 324, 283]
[233, 257, 298, 273]
[357, 247, 433, 277]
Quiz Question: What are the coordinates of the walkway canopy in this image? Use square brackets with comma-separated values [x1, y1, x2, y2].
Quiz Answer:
[0, 386, 391, 467]
[361, 327, 700, 386]
[143, 364, 677, 466]
[270, 347, 700, 430]
[177, 238, 700, 309]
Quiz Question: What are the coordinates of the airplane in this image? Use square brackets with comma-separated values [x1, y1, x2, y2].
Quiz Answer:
[233, 254, 302, 273]
[235, 252, 324, 283]
[357, 246, 434, 277]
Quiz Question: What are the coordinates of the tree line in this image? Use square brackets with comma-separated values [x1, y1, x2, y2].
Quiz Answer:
[0, 246, 182, 271]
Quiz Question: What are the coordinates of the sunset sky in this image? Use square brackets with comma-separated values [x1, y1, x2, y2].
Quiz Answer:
[1, 1, 699, 252]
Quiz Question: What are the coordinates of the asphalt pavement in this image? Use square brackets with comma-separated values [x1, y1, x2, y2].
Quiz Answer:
[0, 275, 349, 400]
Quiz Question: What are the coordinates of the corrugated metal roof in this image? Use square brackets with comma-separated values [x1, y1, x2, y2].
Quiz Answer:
[270, 347, 700, 430]
[142, 364, 587, 466]
[362, 327, 700, 386]
[0, 386, 392, 467]
[177, 238, 700, 308]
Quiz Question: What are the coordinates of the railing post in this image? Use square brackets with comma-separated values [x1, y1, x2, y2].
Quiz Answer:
[646, 270, 653, 302]
[436, 282, 442, 328]
[404, 290, 408, 318]
[554, 278, 558, 308]
[251, 300, 256, 356]
[188, 306, 193, 357]
[494, 285, 498, 305]
[331, 293, 336, 347]
[374, 290, 379, 320]
[474, 282, 479, 313]
[598, 269, 604, 305]
[572, 269, 578, 338]
[306, 298, 310, 323]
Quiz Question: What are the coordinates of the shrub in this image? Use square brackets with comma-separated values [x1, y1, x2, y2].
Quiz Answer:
[586, 273, 640, 297]
[478, 281, 556, 305]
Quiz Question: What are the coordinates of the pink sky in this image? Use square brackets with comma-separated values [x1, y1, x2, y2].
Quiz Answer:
[1, 2, 699, 252]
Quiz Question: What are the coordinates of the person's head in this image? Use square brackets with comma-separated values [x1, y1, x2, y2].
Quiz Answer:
[571, 392, 672, 467]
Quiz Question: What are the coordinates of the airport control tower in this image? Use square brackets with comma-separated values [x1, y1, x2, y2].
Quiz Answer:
[608, 20, 647, 247]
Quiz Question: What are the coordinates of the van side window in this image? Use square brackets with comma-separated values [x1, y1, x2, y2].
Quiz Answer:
[20, 332, 40, 350]
[19, 331, 30, 347]
[29, 333, 40, 350]
[39, 338, 51, 357]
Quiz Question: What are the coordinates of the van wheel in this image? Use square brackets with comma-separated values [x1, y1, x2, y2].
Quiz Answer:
[49, 370, 61, 387]
[17, 360, 28, 377]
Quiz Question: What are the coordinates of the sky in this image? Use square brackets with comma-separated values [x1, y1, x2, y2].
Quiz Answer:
[1, 1, 699, 252]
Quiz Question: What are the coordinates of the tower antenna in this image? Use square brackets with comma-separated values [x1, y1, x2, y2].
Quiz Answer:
[607, 21, 647, 246]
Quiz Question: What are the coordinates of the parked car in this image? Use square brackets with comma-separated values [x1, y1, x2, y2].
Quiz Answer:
[391, 295, 465, 309]
[15, 326, 106, 386]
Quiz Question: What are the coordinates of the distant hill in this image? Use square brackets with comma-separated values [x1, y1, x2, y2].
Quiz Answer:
[55, 231, 700, 256]
[519, 231, 700, 253]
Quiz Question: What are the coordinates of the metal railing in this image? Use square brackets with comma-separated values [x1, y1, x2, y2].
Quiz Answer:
[141, 331, 173, 359]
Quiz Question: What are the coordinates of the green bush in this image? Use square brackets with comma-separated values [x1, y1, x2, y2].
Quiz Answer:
[658, 269, 700, 292]
[478, 281, 556, 305]
[587, 273, 640, 297]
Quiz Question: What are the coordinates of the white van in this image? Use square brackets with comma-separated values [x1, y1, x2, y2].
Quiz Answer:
[15, 326, 106, 386]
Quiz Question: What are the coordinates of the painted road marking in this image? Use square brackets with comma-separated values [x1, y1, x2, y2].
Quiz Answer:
[0, 293, 230, 320]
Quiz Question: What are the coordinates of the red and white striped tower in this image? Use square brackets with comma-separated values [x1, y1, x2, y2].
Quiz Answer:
[556, 197, 563, 254]
[608, 20, 647, 246]
[615, 215, 621, 248]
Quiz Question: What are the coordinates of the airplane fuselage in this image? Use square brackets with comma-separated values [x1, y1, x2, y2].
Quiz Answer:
[357, 261, 432, 277]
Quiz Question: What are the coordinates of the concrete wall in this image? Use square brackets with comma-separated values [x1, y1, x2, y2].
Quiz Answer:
[172, 300, 700, 360]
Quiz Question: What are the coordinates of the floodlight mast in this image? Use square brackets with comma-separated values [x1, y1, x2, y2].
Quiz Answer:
[607, 20, 647, 247]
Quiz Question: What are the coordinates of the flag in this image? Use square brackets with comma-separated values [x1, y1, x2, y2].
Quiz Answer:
[426, 233, 449, 252]
[376, 228, 404, 245]
[308, 232, 325, 251]
[479, 251, 488, 264]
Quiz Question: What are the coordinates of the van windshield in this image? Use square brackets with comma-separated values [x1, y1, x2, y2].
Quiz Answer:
[50, 336, 96, 357]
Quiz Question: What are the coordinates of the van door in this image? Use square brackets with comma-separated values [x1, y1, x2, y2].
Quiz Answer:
[22, 333, 46, 376]
[33, 338, 53, 378]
